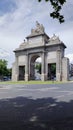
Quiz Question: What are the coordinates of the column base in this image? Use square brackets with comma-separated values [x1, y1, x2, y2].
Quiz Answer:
[62, 75, 69, 81]
[56, 73, 61, 81]
[41, 73, 47, 81]
[25, 74, 29, 81]
[12, 74, 18, 81]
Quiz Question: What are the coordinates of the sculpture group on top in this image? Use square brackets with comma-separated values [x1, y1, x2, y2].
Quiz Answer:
[31, 21, 45, 34]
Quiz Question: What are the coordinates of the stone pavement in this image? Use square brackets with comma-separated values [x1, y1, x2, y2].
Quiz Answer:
[0, 82, 73, 129]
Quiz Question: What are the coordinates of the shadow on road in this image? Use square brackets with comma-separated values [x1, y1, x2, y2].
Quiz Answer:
[0, 96, 73, 129]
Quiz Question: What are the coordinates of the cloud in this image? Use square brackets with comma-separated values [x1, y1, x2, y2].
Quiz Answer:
[0, 0, 73, 67]
[0, 48, 10, 57]
[66, 53, 73, 63]
[62, 0, 73, 21]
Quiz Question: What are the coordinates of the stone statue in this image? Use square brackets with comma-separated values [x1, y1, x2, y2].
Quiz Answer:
[50, 34, 60, 41]
[31, 21, 45, 34]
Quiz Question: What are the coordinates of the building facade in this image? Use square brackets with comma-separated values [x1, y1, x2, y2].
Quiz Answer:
[12, 22, 69, 81]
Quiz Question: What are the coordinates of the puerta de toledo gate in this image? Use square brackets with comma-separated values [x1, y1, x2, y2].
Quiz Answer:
[12, 21, 69, 81]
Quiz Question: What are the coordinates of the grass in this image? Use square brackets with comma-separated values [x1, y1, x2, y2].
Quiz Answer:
[0, 80, 70, 85]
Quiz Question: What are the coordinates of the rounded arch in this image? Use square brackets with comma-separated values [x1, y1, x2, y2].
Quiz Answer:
[29, 54, 41, 80]
[30, 54, 41, 63]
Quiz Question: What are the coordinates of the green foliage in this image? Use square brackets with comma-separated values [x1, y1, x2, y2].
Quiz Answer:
[35, 63, 41, 74]
[0, 59, 7, 76]
[51, 64, 56, 75]
[0, 59, 12, 80]
[38, 0, 66, 23]
[7, 68, 12, 77]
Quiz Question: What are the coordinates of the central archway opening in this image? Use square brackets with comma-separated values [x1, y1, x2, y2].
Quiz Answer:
[30, 55, 41, 80]
[35, 57, 41, 80]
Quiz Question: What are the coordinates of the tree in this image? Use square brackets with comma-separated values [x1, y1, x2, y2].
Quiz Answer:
[6, 68, 12, 77]
[35, 63, 41, 74]
[0, 59, 12, 80]
[0, 60, 7, 78]
[51, 64, 56, 76]
[38, 0, 66, 23]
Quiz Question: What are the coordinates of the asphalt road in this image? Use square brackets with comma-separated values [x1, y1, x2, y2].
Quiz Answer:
[0, 82, 73, 129]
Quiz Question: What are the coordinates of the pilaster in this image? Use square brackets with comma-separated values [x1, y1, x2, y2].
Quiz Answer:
[25, 54, 29, 81]
[56, 49, 62, 81]
[41, 52, 47, 81]
[14, 56, 19, 81]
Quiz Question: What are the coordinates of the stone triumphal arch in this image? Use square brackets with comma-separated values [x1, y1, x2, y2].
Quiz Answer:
[12, 21, 69, 81]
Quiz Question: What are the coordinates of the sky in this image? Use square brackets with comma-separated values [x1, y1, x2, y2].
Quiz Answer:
[0, 0, 73, 68]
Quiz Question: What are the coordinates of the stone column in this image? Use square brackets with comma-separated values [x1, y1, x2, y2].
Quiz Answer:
[45, 52, 48, 80]
[15, 56, 19, 81]
[30, 62, 35, 80]
[41, 52, 47, 81]
[62, 57, 69, 81]
[56, 49, 62, 81]
[25, 54, 29, 81]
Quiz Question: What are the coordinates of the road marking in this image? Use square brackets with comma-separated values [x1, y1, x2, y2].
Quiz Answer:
[0, 85, 12, 90]
[18, 87, 59, 91]
[55, 91, 73, 99]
